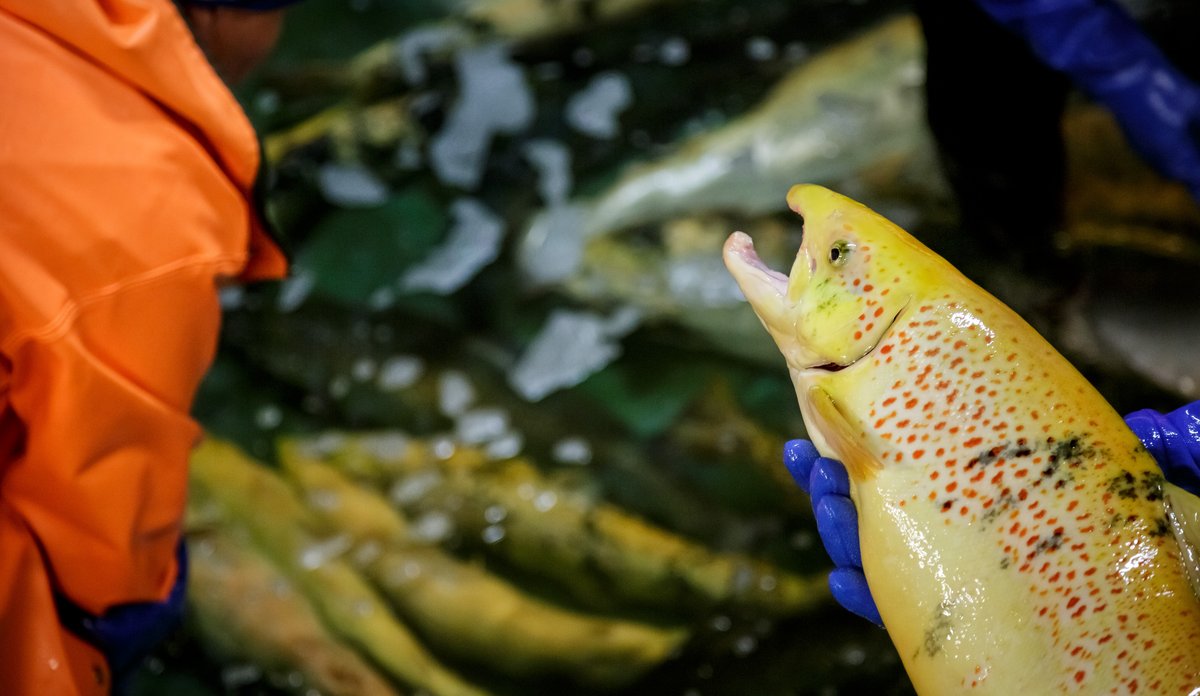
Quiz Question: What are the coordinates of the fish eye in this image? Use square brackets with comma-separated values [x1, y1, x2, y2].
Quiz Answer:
[829, 240, 855, 267]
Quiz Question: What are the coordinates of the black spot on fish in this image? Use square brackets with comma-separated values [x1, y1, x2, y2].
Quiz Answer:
[1026, 529, 1065, 559]
[919, 602, 954, 659]
[1105, 469, 1165, 502]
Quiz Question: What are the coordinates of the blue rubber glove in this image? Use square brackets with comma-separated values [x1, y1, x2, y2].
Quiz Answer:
[57, 540, 189, 694]
[784, 439, 882, 626]
[786, 400, 1200, 627]
[1125, 401, 1200, 494]
[972, 0, 1200, 200]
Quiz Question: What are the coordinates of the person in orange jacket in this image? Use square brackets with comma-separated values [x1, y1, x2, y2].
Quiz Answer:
[0, 1, 301, 693]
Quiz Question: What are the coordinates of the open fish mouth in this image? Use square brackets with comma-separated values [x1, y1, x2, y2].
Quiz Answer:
[723, 230, 906, 373]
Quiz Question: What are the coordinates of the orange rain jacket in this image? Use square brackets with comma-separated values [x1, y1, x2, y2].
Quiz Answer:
[0, 1, 287, 692]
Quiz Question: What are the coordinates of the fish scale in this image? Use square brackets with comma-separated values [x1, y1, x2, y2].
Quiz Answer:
[724, 185, 1200, 694]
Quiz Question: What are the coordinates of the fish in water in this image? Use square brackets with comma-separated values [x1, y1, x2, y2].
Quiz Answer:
[724, 185, 1200, 694]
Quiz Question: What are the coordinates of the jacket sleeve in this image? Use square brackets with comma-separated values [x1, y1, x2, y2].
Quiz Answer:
[971, 0, 1200, 196]
[1, 264, 225, 617]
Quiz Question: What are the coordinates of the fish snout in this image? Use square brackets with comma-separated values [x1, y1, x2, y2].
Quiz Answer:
[723, 232, 820, 370]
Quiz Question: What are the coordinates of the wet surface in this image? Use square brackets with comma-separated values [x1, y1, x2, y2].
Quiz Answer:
[140, 0, 1200, 694]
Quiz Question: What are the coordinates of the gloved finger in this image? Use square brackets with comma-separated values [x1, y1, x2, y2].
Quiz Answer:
[1124, 409, 1160, 452]
[783, 439, 820, 493]
[829, 567, 883, 627]
[809, 456, 851, 501]
[814, 494, 862, 569]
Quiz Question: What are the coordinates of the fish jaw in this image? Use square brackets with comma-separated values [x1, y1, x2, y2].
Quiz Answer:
[723, 231, 824, 372]
[726, 184, 921, 372]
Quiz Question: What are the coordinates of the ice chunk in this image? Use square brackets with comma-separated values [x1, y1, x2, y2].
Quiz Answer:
[390, 471, 443, 506]
[745, 36, 777, 61]
[351, 357, 376, 382]
[533, 490, 558, 512]
[455, 407, 510, 445]
[394, 25, 469, 86]
[523, 139, 573, 205]
[411, 511, 454, 543]
[437, 370, 475, 416]
[517, 202, 589, 286]
[222, 665, 262, 690]
[317, 162, 390, 207]
[428, 43, 535, 189]
[485, 432, 524, 460]
[276, 266, 316, 312]
[659, 37, 691, 66]
[361, 432, 411, 461]
[401, 198, 505, 294]
[254, 405, 283, 430]
[377, 355, 425, 392]
[565, 71, 633, 140]
[552, 437, 592, 466]
[667, 256, 749, 307]
[508, 307, 641, 401]
[219, 285, 244, 310]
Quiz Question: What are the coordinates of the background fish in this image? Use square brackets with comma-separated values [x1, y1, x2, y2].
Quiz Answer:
[724, 185, 1200, 694]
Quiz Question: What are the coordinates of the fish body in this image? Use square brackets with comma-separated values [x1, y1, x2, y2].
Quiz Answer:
[519, 15, 938, 285]
[724, 185, 1200, 694]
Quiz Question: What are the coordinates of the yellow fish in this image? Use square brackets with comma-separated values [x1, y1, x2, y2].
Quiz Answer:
[723, 185, 1200, 694]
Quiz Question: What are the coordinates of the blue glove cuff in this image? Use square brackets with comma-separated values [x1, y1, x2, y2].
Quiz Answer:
[1125, 401, 1200, 494]
[57, 541, 189, 692]
[972, 0, 1200, 196]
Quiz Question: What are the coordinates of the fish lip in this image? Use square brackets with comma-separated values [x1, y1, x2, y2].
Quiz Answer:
[802, 300, 910, 374]
[724, 230, 789, 295]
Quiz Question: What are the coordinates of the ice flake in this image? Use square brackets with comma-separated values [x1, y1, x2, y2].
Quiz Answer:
[377, 355, 425, 392]
[437, 370, 475, 416]
[523, 139, 573, 205]
[517, 202, 589, 286]
[317, 162, 390, 207]
[508, 307, 641, 401]
[276, 266, 316, 312]
[455, 407, 510, 445]
[401, 198, 504, 294]
[565, 71, 633, 140]
[552, 437, 592, 466]
[428, 43, 534, 189]
[394, 25, 469, 86]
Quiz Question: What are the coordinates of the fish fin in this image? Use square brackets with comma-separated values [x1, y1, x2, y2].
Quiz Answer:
[1165, 481, 1200, 600]
[807, 385, 880, 482]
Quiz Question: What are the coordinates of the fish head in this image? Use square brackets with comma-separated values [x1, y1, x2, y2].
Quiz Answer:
[724, 184, 930, 373]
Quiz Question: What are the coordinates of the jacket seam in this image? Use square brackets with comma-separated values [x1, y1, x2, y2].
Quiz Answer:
[0, 251, 247, 354]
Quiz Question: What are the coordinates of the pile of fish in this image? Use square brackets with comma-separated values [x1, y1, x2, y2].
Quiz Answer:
[174, 0, 1200, 693]
[185, 435, 827, 694]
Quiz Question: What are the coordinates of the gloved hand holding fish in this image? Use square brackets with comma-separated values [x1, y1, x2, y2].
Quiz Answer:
[785, 401, 1200, 629]
[723, 185, 1200, 693]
